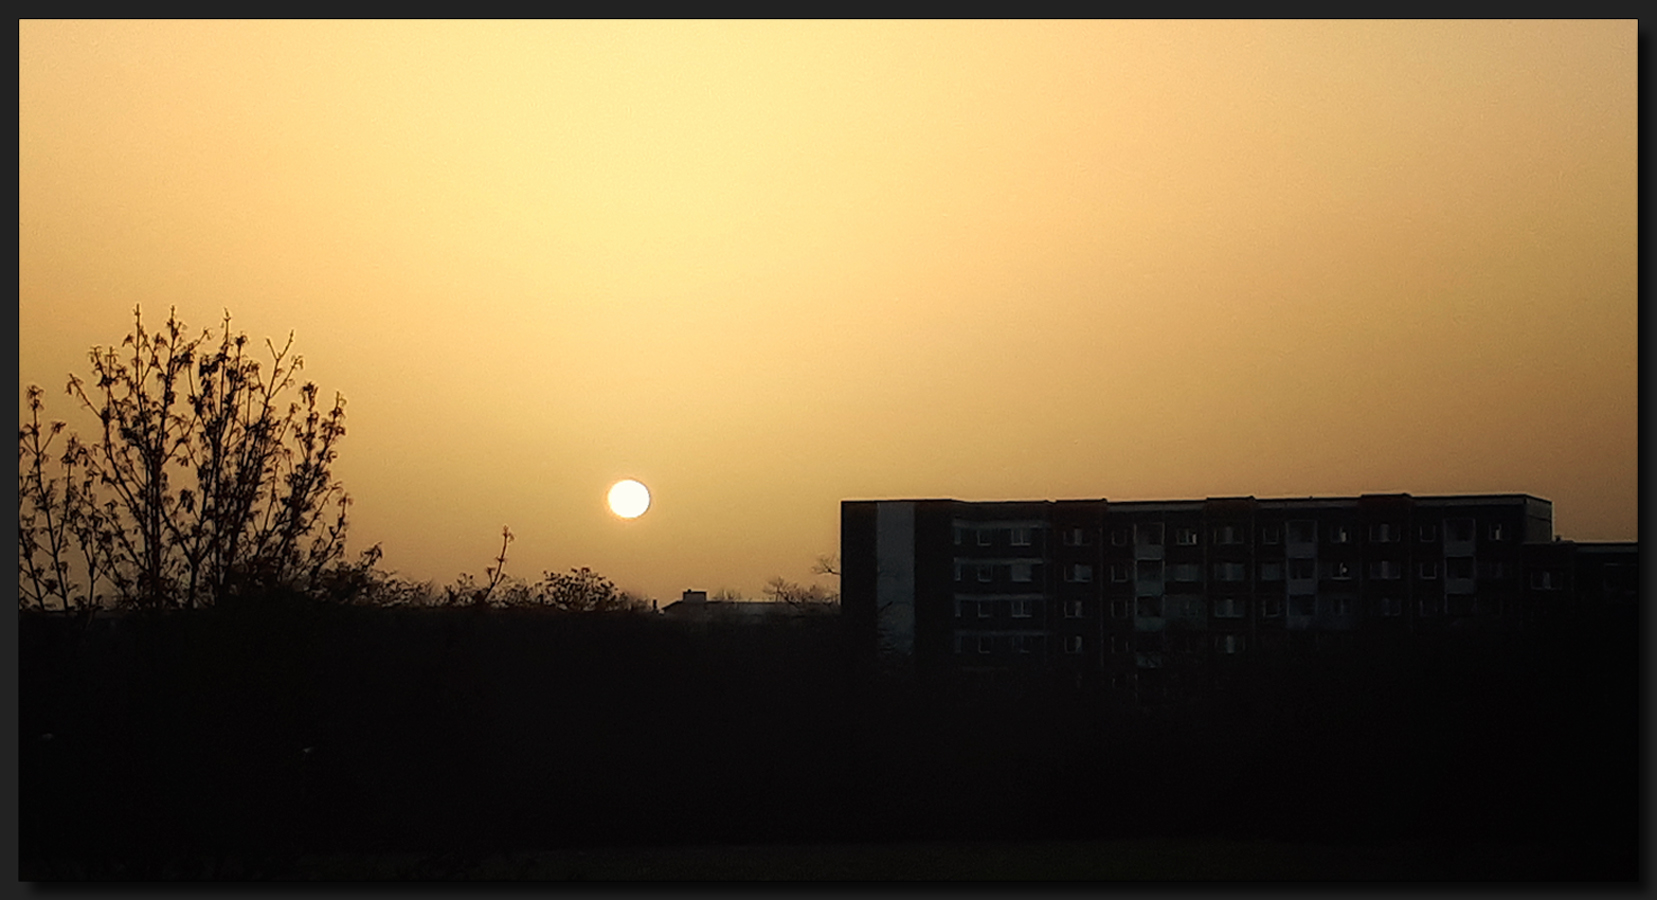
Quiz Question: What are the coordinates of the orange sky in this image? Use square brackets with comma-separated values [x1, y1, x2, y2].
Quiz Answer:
[19, 21, 1638, 602]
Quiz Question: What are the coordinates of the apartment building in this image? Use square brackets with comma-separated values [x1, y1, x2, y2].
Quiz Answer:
[841, 493, 1634, 696]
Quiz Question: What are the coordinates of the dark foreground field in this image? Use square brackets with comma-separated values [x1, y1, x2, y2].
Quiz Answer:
[19, 603, 1639, 880]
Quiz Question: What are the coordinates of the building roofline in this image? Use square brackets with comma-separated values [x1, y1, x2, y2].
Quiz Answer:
[843, 492, 1552, 506]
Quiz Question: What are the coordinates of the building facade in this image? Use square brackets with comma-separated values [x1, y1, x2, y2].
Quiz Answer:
[841, 493, 1635, 696]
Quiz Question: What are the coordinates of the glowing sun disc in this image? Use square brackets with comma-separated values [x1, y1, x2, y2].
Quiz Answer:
[607, 479, 651, 519]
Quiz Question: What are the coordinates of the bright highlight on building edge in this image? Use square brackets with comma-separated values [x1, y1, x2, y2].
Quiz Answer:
[608, 479, 651, 519]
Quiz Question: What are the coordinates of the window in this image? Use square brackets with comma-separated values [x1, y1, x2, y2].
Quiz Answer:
[1169, 563, 1202, 582]
[1109, 562, 1130, 583]
[1010, 599, 1031, 618]
[1065, 564, 1093, 584]
[1110, 599, 1131, 618]
[1112, 634, 1132, 654]
[1136, 559, 1163, 581]
[1477, 560, 1506, 580]
[1014, 635, 1033, 654]
[1418, 596, 1442, 617]
[978, 636, 994, 654]
[1330, 524, 1353, 544]
[1418, 562, 1439, 580]
[1110, 527, 1130, 546]
[1066, 635, 1083, 655]
[1179, 596, 1204, 616]
[977, 564, 994, 583]
[1216, 634, 1246, 655]
[1326, 596, 1354, 616]
[1010, 562, 1034, 583]
[1061, 527, 1087, 547]
[1261, 597, 1284, 618]
[1329, 560, 1353, 581]
[1446, 593, 1474, 616]
[1375, 597, 1403, 617]
[1215, 562, 1247, 582]
[1259, 525, 1282, 545]
[1369, 560, 1402, 580]
[1213, 597, 1245, 618]
[1175, 527, 1199, 546]
[1214, 524, 1244, 545]
[1289, 595, 1316, 617]
[1446, 557, 1474, 580]
[1419, 523, 1438, 542]
[1369, 523, 1398, 543]
[1287, 520, 1317, 544]
[1135, 523, 1164, 546]
[1289, 558, 1316, 580]
[1488, 522, 1505, 542]
[1065, 600, 1085, 618]
[1010, 527, 1032, 547]
[953, 562, 964, 583]
[1135, 597, 1161, 618]
[977, 600, 993, 618]
[1259, 561, 1284, 582]
[1530, 570, 1561, 591]
[1446, 518, 1475, 543]
[977, 528, 994, 547]
[953, 527, 965, 546]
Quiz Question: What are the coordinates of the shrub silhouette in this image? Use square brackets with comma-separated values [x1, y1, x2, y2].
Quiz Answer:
[19, 306, 367, 611]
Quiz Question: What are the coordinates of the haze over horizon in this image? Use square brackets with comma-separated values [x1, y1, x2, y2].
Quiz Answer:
[20, 21, 1637, 602]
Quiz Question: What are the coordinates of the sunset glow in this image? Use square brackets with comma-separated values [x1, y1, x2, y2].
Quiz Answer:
[19, 21, 1636, 601]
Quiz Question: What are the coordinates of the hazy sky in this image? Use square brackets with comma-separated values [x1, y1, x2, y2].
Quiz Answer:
[20, 21, 1637, 602]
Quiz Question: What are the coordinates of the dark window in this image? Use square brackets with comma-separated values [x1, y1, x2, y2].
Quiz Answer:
[1135, 523, 1164, 546]
[1259, 561, 1284, 581]
[1329, 560, 1353, 580]
[1135, 597, 1161, 618]
[1446, 557, 1474, 580]
[1419, 524, 1438, 542]
[1259, 525, 1281, 545]
[1261, 597, 1284, 618]
[1109, 562, 1129, 582]
[1329, 524, 1352, 544]
[1369, 523, 1398, 543]
[1110, 527, 1129, 546]
[1287, 520, 1317, 543]
[1110, 599, 1131, 618]
[977, 528, 994, 547]
[1418, 562, 1439, 580]
[1175, 527, 1199, 546]
[977, 564, 994, 583]
[1010, 527, 1032, 547]
[1446, 518, 1475, 542]
[1289, 558, 1316, 580]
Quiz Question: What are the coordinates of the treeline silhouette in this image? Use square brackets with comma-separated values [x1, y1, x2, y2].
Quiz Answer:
[20, 596, 1635, 877]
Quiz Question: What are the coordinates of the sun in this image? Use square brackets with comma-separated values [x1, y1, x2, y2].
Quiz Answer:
[607, 479, 651, 519]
